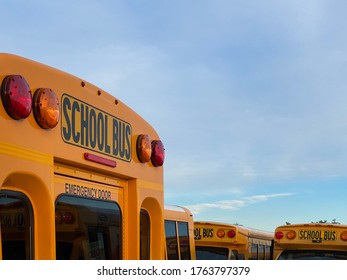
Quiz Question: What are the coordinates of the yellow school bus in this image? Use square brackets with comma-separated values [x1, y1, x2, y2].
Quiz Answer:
[164, 205, 196, 260]
[273, 223, 347, 260]
[0, 53, 165, 260]
[194, 221, 273, 260]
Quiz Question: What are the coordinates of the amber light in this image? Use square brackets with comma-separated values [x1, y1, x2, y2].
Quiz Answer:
[137, 134, 152, 163]
[33, 88, 60, 129]
[275, 231, 284, 239]
[286, 231, 296, 239]
[1, 74, 32, 120]
[217, 229, 225, 238]
[341, 231, 347, 241]
[151, 140, 165, 167]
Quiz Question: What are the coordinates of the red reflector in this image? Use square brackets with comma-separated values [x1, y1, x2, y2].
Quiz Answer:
[151, 140, 165, 167]
[84, 153, 117, 167]
[136, 134, 152, 163]
[33, 88, 60, 129]
[275, 231, 284, 239]
[1, 75, 32, 119]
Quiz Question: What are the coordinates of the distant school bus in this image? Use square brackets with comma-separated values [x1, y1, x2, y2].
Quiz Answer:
[164, 205, 196, 260]
[0, 53, 165, 260]
[273, 223, 347, 260]
[194, 221, 273, 260]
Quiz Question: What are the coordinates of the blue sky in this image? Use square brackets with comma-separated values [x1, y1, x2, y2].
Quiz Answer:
[2, 0, 347, 231]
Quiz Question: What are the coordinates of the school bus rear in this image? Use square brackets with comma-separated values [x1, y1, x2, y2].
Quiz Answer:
[274, 223, 347, 259]
[0, 53, 165, 259]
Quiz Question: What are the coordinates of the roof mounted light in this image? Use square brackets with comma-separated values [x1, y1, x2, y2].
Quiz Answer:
[227, 230, 236, 238]
[341, 231, 347, 241]
[286, 230, 296, 239]
[217, 229, 225, 238]
[151, 140, 165, 167]
[1, 74, 32, 120]
[33, 88, 60, 129]
[275, 231, 284, 239]
[136, 134, 152, 163]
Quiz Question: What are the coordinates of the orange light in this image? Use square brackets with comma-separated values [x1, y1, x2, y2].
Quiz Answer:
[1, 74, 32, 119]
[136, 134, 152, 163]
[227, 230, 236, 238]
[217, 229, 225, 238]
[151, 140, 165, 167]
[286, 231, 296, 239]
[341, 231, 347, 241]
[275, 231, 284, 239]
[32, 88, 60, 129]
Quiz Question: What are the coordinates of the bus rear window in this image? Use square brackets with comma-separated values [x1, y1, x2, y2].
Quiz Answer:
[55, 195, 121, 260]
[278, 250, 347, 260]
[195, 246, 229, 260]
[0, 191, 33, 260]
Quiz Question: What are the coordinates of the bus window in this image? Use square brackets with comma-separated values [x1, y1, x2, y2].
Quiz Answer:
[140, 209, 150, 260]
[164, 220, 178, 259]
[0, 191, 33, 260]
[178, 222, 190, 260]
[55, 195, 121, 260]
[195, 246, 229, 260]
[250, 244, 258, 260]
[265, 245, 271, 260]
[258, 244, 265, 260]
[278, 250, 347, 260]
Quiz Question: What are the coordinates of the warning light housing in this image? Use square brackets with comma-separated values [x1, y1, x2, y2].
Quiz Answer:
[137, 134, 152, 163]
[33, 88, 60, 129]
[151, 140, 165, 167]
[1, 74, 32, 120]
[286, 230, 296, 239]
[217, 229, 225, 238]
[227, 230, 236, 238]
[275, 231, 284, 239]
[341, 231, 347, 241]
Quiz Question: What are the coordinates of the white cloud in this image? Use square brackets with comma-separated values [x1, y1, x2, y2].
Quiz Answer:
[185, 193, 294, 215]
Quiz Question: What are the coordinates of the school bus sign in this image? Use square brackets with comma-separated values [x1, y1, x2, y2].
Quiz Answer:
[61, 94, 132, 161]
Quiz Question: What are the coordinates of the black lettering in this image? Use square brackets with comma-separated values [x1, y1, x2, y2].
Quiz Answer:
[81, 104, 89, 146]
[104, 116, 111, 153]
[62, 97, 71, 140]
[72, 101, 80, 143]
[125, 124, 131, 160]
[113, 119, 118, 156]
[97, 112, 104, 151]
[89, 109, 96, 148]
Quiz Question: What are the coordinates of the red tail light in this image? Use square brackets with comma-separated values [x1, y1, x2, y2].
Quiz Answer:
[1, 75, 32, 120]
[275, 231, 284, 239]
[151, 140, 165, 167]
[228, 230, 236, 238]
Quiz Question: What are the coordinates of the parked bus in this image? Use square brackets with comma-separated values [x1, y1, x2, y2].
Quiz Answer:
[194, 221, 273, 260]
[164, 205, 195, 260]
[273, 223, 347, 260]
[0, 53, 165, 260]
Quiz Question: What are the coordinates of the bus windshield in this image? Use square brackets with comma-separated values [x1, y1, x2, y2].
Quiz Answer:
[278, 250, 347, 260]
